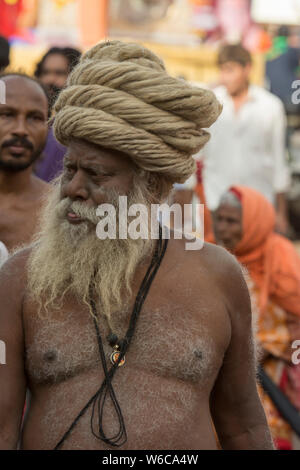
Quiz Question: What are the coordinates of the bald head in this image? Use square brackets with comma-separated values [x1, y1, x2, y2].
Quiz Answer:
[1, 73, 48, 104]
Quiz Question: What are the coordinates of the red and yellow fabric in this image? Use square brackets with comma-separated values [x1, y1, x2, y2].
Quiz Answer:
[78, 0, 108, 48]
[248, 278, 300, 450]
[232, 186, 300, 318]
[209, 185, 300, 449]
[0, 0, 24, 38]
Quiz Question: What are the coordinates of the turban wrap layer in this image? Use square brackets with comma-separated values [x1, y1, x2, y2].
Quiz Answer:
[53, 40, 222, 184]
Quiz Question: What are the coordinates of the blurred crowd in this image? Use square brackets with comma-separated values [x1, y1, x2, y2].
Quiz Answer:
[1, 25, 300, 450]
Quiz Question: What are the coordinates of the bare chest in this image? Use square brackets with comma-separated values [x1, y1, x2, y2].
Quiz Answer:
[0, 201, 40, 250]
[24, 291, 230, 390]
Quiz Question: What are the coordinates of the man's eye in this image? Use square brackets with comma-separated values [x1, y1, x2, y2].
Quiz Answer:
[0, 112, 13, 118]
[97, 173, 114, 178]
[64, 167, 76, 176]
[93, 173, 107, 178]
[93, 174, 114, 182]
[28, 115, 44, 122]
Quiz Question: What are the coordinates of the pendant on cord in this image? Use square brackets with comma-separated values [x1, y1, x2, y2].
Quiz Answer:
[110, 345, 126, 367]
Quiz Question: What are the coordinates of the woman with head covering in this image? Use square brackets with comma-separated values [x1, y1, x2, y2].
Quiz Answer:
[213, 185, 300, 450]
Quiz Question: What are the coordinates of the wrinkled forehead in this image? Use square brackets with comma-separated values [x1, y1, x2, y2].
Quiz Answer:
[65, 138, 137, 172]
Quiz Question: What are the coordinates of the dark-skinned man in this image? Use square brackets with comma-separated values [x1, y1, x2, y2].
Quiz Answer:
[0, 74, 49, 252]
[0, 41, 274, 450]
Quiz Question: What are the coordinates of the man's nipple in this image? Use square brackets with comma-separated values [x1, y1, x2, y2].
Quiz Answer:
[43, 350, 58, 362]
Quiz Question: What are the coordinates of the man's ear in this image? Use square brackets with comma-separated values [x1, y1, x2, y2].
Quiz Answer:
[149, 173, 173, 203]
[134, 169, 173, 203]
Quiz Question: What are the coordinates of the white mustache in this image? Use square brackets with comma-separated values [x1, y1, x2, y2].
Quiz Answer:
[56, 198, 99, 225]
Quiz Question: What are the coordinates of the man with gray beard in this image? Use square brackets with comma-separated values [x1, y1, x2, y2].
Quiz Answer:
[0, 41, 274, 450]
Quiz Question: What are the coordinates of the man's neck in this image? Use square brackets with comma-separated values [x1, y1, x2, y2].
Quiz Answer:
[0, 166, 35, 195]
[230, 83, 250, 113]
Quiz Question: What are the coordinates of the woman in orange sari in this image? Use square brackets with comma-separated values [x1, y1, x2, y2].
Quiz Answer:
[213, 185, 300, 450]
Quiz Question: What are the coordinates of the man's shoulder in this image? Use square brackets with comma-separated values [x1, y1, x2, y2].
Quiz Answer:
[168, 237, 240, 279]
[251, 85, 284, 110]
[31, 174, 50, 196]
[0, 247, 34, 324]
[196, 240, 242, 278]
[167, 237, 249, 313]
[0, 246, 33, 286]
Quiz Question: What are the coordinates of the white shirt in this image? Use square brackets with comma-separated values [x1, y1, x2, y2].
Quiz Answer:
[198, 85, 290, 210]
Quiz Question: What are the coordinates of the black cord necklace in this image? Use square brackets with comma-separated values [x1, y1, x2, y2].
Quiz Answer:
[54, 225, 168, 450]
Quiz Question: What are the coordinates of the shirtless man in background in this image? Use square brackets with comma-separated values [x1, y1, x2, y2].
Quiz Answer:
[0, 74, 49, 251]
[0, 41, 274, 450]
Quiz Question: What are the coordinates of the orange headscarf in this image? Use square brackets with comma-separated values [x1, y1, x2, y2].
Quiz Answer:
[229, 186, 300, 316]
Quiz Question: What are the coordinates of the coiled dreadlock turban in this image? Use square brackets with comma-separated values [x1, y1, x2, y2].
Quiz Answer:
[53, 40, 222, 184]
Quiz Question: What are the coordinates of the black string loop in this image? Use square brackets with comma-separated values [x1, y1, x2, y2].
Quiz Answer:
[54, 225, 168, 450]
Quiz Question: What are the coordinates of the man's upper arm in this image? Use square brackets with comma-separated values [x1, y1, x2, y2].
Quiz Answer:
[210, 252, 273, 449]
[0, 251, 27, 449]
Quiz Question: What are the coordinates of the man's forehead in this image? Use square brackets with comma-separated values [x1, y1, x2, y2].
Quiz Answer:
[43, 53, 68, 67]
[217, 203, 242, 215]
[65, 140, 135, 170]
[2, 76, 48, 108]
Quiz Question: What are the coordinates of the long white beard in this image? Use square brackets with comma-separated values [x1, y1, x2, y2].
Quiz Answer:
[27, 178, 155, 323]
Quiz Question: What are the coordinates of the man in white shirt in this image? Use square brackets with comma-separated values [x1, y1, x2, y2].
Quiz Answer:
[201, 44, 290, 234]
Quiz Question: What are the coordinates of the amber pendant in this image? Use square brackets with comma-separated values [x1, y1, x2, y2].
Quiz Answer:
[110, 346, 126, 367]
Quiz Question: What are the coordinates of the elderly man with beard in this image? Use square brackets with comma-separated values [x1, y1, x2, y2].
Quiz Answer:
[0, 41, 274, 450]
[0, 73, 49, 252]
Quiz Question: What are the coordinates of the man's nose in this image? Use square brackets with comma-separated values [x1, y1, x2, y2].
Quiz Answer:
[12, 116, 29, 138]
[64, 171, 89, 201]
[216, 220, 228, 236]
[44, 74, 62, 87]
[42, 73, 57, 85]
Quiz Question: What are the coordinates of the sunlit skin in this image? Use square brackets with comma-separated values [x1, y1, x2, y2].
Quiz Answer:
[0, 75, 49, 251]
[0, 139, 274, 450]
[213, 204, 243, 253]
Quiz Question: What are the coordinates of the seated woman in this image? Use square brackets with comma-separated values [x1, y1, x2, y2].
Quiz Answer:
[213, 185, 300, 450]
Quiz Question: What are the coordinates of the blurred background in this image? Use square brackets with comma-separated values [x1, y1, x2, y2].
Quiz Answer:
[2, 0, 300, 243]
[1, 0, 298, 81]
[0, 0, 278, 79]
